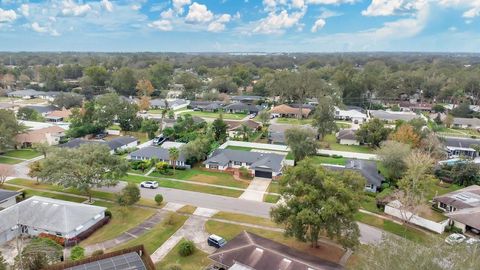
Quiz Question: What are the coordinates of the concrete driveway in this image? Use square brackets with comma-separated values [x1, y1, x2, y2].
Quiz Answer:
[239, 177, 271, 202]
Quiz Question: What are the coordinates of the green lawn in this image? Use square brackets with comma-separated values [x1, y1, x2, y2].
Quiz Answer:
[205, 221, 345, 264]
[111, 213, 188, 254]
[425, 181, 462, 201]
[180, 111, 247, 120]
[276, 118, 313, 125]
[310, 155, 347, 166]
[151, 168, 249, 189]
[23, 189, 86, 203]
[354, 212, 430, 243]
[212, 211, 278, 228]
[122, 174, 243, 197]
[0, 156, 22, 164]
[123, 131, 149, 143]
[156, 240, 210, 270]
[321, 134, 373, 154]
[264, 181, 281, 203]
[177, 205, 197, 215]
[336, 121, 352, 129]
[81, 201, 156, 246]
[3, 149, 41, 159]
[360, 195, 382, 214]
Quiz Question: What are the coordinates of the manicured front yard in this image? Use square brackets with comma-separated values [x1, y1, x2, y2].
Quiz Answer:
[3, 149, 41, 159]
[81, 201, 156, 246]
[152, 168, 249, 189]
[0, 156, 22, 164]
[122, 174, 244, 197]
[156, 240, 210, 270]
[276, 118, 313, 125]
[177, 205, 197, 215]
[212, 211, 278, 228]
[310, 155, 347, 166]
[111, 213, 188, 254]
[263, 181, 281, 203]
[180, 111, 247, 120]
[205, 221, 345, 264]
[321, 134, 373, 154]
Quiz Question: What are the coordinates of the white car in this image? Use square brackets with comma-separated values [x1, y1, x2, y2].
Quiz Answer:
[140, 181, 159, 189]
[466, 238, 480, 245]
[445, 233, 466, 245]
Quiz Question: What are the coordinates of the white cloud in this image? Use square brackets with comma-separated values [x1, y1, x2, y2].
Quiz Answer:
[208, 14, 231, 32]
[130, 4, 141, 11]
[148, 19, 173, 31]
[253, 9, 306, 34]
[173, 0, 192, 14]
[292, 0, 305, 8]
[185, 2, 214, 23]
[439, 0, 480, 18]
[61, 0, 91, 17]
[362, 0, 426, 16]
[31, 22, 60, 36]
[311, 18, 325, 32]
[306, 0, 356, 4]
[101, 0, 114, 12]
[161, 8, 174, 19]
[0, 8, 17, 23]
[19, 4, 29, 17]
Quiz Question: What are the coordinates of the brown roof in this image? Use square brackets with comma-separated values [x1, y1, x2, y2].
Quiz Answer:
[16, 126, 65, 144]
[433, 185, 480, 210]
[46, 108, 72, 118]
[270, 104, 311, 117]
[209, 231, 343, 270]
[446, 207, 480, 230]
[225, 120, 261, 131]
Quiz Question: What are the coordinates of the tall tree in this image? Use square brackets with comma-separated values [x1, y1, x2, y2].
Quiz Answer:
[17, 107, 44, 121]
[312, 99, 337, 139]
[285, 128, 318, 162]
[375, 141, 411, 181]
[355, 118, 390, 147]
[111, 67, 137, 96]
[51, 92, 83, 109]
[117, 182, 141, 206]
[141, 119, 159, 139]
[169, 147, 179, 175]
[136, 79, 155, 97]
[149, 61, 173, 90]
[37, 144, 128, 202]
[0, 109, 26, 152]
[212, 117, 228, 143]
[390, 124, 421, 147]
[257, 110, 270, 126]
[271, 159, 365, 249]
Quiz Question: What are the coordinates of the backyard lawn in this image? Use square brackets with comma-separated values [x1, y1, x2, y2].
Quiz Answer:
[111, 213, 188, 254]
[81, 201, 156, 246]
[3, 149, 41, 159]
[151, 168, 249, 189]
[425, 181, 462, 201]
[179, 111, 247, 120]
[156, 240, 210, 270]
[321, 134, 373, 154]
[205, 221, 345, 264]
[310, 155, 347, 166]
[0, 156, 22, 164]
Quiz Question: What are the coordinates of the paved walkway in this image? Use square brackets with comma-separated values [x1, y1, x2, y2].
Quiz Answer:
[150, 207, 218, 263]
[239, 177, 272, 202]
[317, 149, 378, 160]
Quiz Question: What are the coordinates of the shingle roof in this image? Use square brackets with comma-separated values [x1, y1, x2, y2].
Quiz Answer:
[16, 126, 65, 144]
[60, 137, 137, 151]
[445, 207, 480, 230]
[7, 89, 44, 97]
[224, 103, 261, 112]
[209, 231, 343, 270]
[452, 117, 480, 127]
[434, 185, 480, 210]
[107, 136, 137, 150]
[336, 130, 357, 141]
[0, 189, 20, 203]
[270, 104, 311, 117]
[345, 159, 384, 187]
[129, 146, 186, 162]
[369, 110, 420, 122]
[25, 105, 57, 114]
[225, 120, 261, 131]
[204, 149, 284, 172]
[442, 137, 480, 149]
[231, 95, 263, 101]
[0, 196, 106, 234]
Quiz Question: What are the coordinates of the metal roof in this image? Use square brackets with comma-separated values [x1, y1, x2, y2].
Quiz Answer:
[66, 252, 146, 270]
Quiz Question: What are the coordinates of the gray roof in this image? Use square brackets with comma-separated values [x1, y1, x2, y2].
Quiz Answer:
[453, 117, 480, 127]
[231, 95, 263, 101]
[129, 146, 186, 162]
[60, 137, 137, 151]
[369, 110, 420, 122]
[0, 189, 20, 202]
[66, 252, 147, 270]
[345, 159, 384, 187]
[442, 137, 480, 149]
[25, 105, 57, 114]
[209, 231, 342, 270]
[336, 130, 357, 141]
[7, 89, 44, 97]
[224, 103, 262, 112]
[150, 99, 188, 108]
[107, 136, 138, 150]
[434, 185, 480, 210]
[268, 124, 316, 145]
[190, 101, 224, 109]
[0, 196, 106, 234]
[204, 149, 284, 173]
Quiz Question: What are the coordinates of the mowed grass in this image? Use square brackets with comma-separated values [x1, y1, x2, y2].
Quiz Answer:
[205, 221, 345, 264]
[310, 155, 347, 166]
[0, 156, 22, 164]
[81, 201, 156, 246]
[122, 174, 243, 197]
[156, 240, 210, 270]
[263, 181, 281, 203]
[322, 134, 373, 154]
[23, 189, 86, 203]
[180, 111, 247, 120]
[3, 149, 41, 159]
[152, 168, 249, 189]
[212, 211, 278, 228]
[177, 205, 197, 215]
[276, 118, 313, 125]
[111, 213, 188, 254]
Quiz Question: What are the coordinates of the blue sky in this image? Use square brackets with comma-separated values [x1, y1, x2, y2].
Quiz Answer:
[0, 0, 480, 52]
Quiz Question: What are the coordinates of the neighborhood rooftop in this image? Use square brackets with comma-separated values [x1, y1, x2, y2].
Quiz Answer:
[204, 149, 285, 173]
[0, 189, 20, 203]
[434, 185, 480, 210]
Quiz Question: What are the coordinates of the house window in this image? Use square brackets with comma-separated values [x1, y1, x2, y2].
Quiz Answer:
[234, 161, 242, 166]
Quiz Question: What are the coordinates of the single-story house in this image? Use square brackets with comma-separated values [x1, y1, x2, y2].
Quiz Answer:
[7, 89, 43, 99]
[225, 120, 262, 137]
[336, 130, 359, 146]
[24, 105, 57, 116]
[59, 136, 138, 154]
[45, 108, 72, 122]
[345, 159, 384, 192]
[160, 141, 186, 149]
[452, 117, 480, 130]
[0, 189, 20, 209]
[128, 146, 189, 168]
[434, 185, 480, 233]
[204, 149, 285, 179]
[223, 103, 262, 114]
[188, 101, 225, 112]
[16, 126, 66, 147]
[0, 196, 107, 245]
[334, 106, 367, 124]
[209, 231, 342, 270]
[442, 137, 480, 158]
[150, 99, 189, 111]
[268, 124, 316, 145]
[368, 110, 421, 123]
[231, 95, 263, 105]
[46, 245, 155, 270]
[270, 104, 311, 118]
[398, 102, 433, 112]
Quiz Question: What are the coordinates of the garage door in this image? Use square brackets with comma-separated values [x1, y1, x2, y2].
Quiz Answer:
[255, 170, 272, 179]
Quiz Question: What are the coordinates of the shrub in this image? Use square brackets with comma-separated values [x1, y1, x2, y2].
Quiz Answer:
[38, 233, 65, 246]
[92, 250, 104, 256]
[155, 194, 163, 205]
[116, 182, 141, 206]
[239, 166, 252, 179]
[380, 182, 390, 190]
[166, 213, 179, 225]
[70, 246, 85, 261]
[178, 240, 196, 257]
[445, 225, 463, 234]
[165, 264, 182, 270]
[105, 210, 112, 218]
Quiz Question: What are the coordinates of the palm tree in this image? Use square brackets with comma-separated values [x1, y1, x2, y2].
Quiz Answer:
[169, 147, 179, 175]
[240, 124, 251, 141]
[161, 100, 169, 132]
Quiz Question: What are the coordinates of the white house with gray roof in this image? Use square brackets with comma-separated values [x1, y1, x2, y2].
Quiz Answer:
[0, 196, 106, 245]
[203, 149, 285, 179]
[368, 110, 422, 123]
[128, 146, 189, 168]
[0, 189, 20, 209]
[452, 117, 480, 129]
